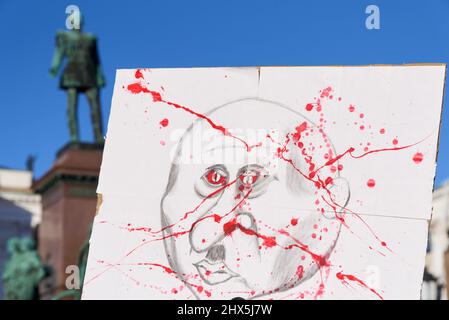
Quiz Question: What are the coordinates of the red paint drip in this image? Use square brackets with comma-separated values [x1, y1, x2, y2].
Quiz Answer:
[367, 179, 376, 188]
[336, 272, 383, 300]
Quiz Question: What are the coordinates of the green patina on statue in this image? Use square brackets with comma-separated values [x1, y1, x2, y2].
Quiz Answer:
[2, 238, 46, 300]
[49, 15, 105, 143]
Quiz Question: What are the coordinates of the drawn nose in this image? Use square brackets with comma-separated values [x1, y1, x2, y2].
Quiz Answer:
[235, 212, 255, 230]
[205, 244, 226, 262]
[189, 189, 257, 252]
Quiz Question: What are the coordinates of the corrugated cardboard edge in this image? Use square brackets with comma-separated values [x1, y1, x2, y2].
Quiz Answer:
[421, 63, 447, 299]
[117, 63, 446, 72]
[96, 193, 103, 216]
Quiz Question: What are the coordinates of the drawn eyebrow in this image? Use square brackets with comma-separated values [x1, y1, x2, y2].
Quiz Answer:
[238, 164, 264, 173]
[205, 164, 228, 172]
[237, 163, 271, 175]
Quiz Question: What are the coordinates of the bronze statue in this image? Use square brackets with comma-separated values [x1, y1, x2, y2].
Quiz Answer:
[2, 238, 46, 300]
[49, 16, 105, 143]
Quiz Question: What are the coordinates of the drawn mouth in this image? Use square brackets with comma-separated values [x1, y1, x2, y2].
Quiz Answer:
[194, 259, 239, 285]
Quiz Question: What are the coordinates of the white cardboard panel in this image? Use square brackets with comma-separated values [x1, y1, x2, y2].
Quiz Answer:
[84, 65, 444, 300]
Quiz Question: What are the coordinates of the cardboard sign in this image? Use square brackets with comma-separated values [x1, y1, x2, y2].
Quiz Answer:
[83, 65, 445, 300]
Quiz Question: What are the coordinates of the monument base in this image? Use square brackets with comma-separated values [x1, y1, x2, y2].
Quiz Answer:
[33, 142, 103, 299]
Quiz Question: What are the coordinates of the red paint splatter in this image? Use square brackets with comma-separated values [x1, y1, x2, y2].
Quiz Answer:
[292, 122, 308, 142]
[320, 87, 332, 98]
[367, 179, 376, 188]
[262, 236, 277, 248]
[296, 265, 304, 279]
[291, 218, 298, 226]
[223, 217, 277, 248]
[159, 118, 169, 127]
[127, 82, 259, 152]
[223, 218, 238, 236]
[128, 82, 150, 94]
[305, 103, 314, 111]
[393, 138, 398, 145]
[147, 263, 175, 274]
[413, 152, 423, 164]
[379, 128, 385, 134]
[314, 283, 325, 299]
[135, 69, 144, 79]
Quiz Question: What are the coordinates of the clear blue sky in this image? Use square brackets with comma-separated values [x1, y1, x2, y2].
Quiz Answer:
[0, 0, 448, 185]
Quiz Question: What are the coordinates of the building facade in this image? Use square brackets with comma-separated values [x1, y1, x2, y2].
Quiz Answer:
[423, 180, 449, 299]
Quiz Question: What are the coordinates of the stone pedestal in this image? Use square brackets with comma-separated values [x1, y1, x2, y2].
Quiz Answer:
[33, 142, 103, 299]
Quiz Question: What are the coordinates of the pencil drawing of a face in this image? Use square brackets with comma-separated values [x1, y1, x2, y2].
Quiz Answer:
[160, 98, 349, 299]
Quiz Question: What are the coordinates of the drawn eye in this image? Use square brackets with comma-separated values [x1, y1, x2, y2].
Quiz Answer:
[237, 165, 270, 194]
[239, 170, 259, 186]
[203, 168, 228, 186]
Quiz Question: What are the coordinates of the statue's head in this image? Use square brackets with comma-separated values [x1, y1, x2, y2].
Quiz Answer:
[20, 237, 35, 252]
[160, 98, 349, 299]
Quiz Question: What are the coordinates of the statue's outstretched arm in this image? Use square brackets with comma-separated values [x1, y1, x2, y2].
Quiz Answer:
[49, 33, 65, 77]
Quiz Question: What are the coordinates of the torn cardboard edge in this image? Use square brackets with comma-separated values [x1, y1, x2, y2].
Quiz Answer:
[116, 63, 447, 72]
